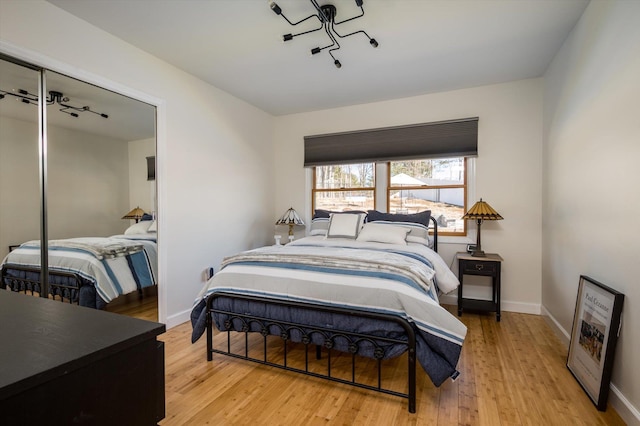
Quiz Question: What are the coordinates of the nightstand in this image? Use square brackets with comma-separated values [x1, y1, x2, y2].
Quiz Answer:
[456, 252, 503, 321]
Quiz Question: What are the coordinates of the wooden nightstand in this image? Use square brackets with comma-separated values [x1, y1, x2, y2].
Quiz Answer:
[456, 252, 503, 321]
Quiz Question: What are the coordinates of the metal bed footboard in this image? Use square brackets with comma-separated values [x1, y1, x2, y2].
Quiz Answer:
[205, 291, 417, 413]
[1, 264, 84, 304]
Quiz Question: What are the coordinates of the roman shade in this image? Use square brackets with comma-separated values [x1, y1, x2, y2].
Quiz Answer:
[304, 117, 478, 167]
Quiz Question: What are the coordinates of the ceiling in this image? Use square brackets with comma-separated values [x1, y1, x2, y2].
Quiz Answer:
[40, 0, 589, 118]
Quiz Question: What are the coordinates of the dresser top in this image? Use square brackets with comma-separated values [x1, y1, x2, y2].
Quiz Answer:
[0, 291, 165, 400]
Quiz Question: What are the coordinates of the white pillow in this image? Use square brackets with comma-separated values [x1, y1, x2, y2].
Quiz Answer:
[124, 221, 152, 235]
[148, 220, 157, 232]
[369, 220, 431, 246]
[326, 213, 365, 239]
[356, 222, 409, 245]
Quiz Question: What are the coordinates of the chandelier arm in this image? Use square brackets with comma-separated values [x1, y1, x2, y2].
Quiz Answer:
[321, 22, 339, 51]
[333, 6, 365, 25]
[281, 13, 321, 27]
[332, 21, 378, 47]
[328, 44, 341, 59]
[58, 102, 108, 118]
[309, 0, 327, 20]
[0, 89, 39, 103]
[59, 102, 86, 112]
[289, 22, 324, 39]
[331, 21, 372, 42]
[83, 108, 109, 118]
[58, 107, 80, 118]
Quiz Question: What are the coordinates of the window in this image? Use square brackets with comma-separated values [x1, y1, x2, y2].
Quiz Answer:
[388, 158, 467, 235]
[313, 163, 375, 211]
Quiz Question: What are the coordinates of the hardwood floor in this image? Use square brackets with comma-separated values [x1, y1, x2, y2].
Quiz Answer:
[104, 286, 158, 322]
[147, 305, 626, 426]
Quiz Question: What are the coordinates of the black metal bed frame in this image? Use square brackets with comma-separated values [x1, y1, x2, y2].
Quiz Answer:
[205, 292, 418, 413]
[1, 264, 83, 304]
[203, 217, 439, 413]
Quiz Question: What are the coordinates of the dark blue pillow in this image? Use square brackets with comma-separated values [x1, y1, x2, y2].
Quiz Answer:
[141, 213, 154, 221]
[313, 209, 366, 219]
[366, 210, 431, 226]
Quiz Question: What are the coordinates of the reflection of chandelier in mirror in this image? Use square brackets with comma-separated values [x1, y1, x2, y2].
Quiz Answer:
[0, 88, 109, 119]
[269, 0, 378, 69]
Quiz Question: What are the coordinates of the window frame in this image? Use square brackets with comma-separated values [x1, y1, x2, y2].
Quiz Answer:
[311, 163, 376, 213]
[386, 158, 467, 237]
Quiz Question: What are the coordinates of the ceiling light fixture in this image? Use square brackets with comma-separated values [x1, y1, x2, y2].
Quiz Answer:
[0, 88, 109, 119]
[269, 0, 379, 68]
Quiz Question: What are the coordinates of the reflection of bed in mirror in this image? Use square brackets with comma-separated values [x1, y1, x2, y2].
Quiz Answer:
[0, 221, 157, 309]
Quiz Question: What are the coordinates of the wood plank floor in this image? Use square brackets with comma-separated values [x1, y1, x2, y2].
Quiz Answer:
[115, 299, 625, 425]
[104, 286, 158, 322]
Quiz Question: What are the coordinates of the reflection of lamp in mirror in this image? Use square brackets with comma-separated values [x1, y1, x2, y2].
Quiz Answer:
[462, 199, 503, 257]
[275, 207, 305, 243]
[122, 206, 145, 223]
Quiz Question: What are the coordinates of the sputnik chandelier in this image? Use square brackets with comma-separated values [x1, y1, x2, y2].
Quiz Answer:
[269, 0, 379, 68]
[0, 88, 109, 119]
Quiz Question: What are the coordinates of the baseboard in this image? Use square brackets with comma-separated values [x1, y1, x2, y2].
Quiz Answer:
[439, 294, 541, 315]
[439, 293, 458, 306]
[540, 305, 570, 347]
[542, 306, 640, 425]
[166, 308, 192, 330]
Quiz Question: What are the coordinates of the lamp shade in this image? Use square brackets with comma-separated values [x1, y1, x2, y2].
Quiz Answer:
[462, 199, 503, 221]
[275, 207, 305, 226]
[122, 206, 145, 222]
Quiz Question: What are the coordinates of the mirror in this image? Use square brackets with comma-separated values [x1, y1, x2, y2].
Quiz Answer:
[0, 58, 157, 320]
[0, 59, 40, 261]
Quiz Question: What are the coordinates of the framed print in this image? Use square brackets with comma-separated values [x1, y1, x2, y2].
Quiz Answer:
[567, 275, 624, 411]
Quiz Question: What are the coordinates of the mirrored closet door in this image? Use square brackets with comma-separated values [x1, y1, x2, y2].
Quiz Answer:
[0, 56, 158, 321]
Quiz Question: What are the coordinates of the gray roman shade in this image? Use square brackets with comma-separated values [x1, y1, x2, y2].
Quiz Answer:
[304, 117, 478, 167]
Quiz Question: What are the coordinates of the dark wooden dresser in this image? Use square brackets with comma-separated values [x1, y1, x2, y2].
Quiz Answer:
[0, 291, 165, 425]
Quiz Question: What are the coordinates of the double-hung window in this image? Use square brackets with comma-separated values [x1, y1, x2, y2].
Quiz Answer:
[388, 158, 467, 236]
[312, 163, 375, 211]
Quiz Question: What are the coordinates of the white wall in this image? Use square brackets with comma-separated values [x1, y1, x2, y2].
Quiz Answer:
[542, 0, 640, 422]
[47, 124, 130, 239]
[274, 78, 543, 313]
[0, 117, 39, 260]
[0, 0, 275, 327]
[0, 116, 130, 259]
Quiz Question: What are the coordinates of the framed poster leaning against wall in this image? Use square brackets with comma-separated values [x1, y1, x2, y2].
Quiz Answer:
[567, 275, 624, 411]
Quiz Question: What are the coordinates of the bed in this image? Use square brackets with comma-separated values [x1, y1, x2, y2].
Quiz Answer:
[191, 210, 467, 412]
[0, 220, 157, 309]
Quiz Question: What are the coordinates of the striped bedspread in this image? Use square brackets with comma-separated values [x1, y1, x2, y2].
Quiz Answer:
[191, 236, 467, 386]
[1, 236, 157, 303]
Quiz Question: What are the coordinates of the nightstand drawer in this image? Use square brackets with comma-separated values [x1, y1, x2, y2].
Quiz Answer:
[460, 260, 497, 275]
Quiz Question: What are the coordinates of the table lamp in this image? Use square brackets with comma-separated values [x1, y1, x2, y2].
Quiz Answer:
[462, 198, 503, 257]
[276, 207, 305, 243]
